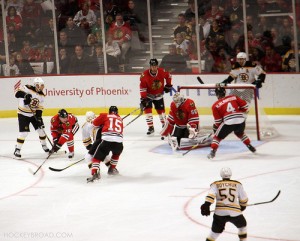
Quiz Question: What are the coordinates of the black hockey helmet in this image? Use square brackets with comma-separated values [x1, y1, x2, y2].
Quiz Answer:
[215, 85, 226, 98]
[58, 109, 68, 118]
[109, 106, 118, 114]
[149, 58, 158, 66]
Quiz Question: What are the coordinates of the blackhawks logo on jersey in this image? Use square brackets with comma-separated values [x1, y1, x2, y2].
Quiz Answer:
[151, 79, 162, 90]
[175, 109, 185, 120]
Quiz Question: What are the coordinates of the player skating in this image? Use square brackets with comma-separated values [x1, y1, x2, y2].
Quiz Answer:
[160, 92, 212, 150]
[14, 77, 49, 158]
[201, 167, 248, 241]
[222, 52, 266, 103]
[87, 106, 123, 182]
[140, 58, 173, 135]
[207, 85, 256, 159]
[49, 109, 79, 158]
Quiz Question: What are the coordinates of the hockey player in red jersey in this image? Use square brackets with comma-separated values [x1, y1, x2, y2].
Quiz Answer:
[87, 106, 123, 183]
[14, 77, 50, 158]
[140, 58, 173, 135]
[207, 84, 256, 159]
[49, 109, 79, 158]
[160, 92, 212, 150]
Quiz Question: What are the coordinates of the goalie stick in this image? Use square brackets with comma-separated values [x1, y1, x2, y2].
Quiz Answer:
[49, 158, 85, 172]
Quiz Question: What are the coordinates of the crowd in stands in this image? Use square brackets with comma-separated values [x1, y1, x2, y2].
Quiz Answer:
[0, 0, 299, 76]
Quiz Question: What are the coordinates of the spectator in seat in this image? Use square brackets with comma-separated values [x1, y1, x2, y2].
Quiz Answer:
[260, 45, 282, 72]
[104, 0, 122, 30]
[91, 17, 103, 44]
[212, 46, 232, 73]
[108, 13, 132, 64]
[58, 47, 70, 74]
[21, 0, 42, 27]
[20, 40, 36, 62]
[282, 41, 300, 72]
[6, 6, 23, 31]
[6, 0, 24, 14]
[160, 44, 188, 73]
[62, 17, 86, 46]
[174, 32, 190, 59]
[105, 33, 121, 61]
[68, 44, 98, 74]
[40, 18, 55, 49]
[19, 19, 40, 47]
[58, 30, 74, 57]
[73, 2, 97, 35]
[223, 0, 243, 32]
[85, 33, 97, 56]
[2, 55, 20, 76]
[15, 51, 35, 76]
[173, 14, 192, 41]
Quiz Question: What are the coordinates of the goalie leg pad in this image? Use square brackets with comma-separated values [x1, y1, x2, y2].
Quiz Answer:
[160, 121, 174, 137]
[178, 137, 211, 150]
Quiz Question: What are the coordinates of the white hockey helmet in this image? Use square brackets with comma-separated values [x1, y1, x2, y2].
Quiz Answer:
[173, 92, 184, 107]
[220, 167, 232, 179]
[236, 52, 247, 66]
[33, 77, 44, 91]
[86, 111, 95, 122]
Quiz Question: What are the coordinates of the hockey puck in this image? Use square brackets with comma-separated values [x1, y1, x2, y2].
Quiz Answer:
[161, 136, 165, 140]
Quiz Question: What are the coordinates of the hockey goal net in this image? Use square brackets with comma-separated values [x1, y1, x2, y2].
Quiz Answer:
[178, 84, 278, 140]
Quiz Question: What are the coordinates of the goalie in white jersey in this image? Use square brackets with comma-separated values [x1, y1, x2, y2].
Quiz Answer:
[222, 52, 266, 103]
[201, 167, 248, 241]
[14, 77, 49, 158]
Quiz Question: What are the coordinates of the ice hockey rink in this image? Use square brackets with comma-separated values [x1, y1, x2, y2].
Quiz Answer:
[0, 114, 299, 241]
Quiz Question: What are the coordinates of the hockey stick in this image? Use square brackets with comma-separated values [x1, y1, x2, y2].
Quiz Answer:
[197, 76, 204, 84]
[124, 112, 143, 128]
[49, 158, 85, 172]
[210, 190, 281, 213]
[29, 152, 53, 175]
[28, 105, 54, 148]
[247, 190, 281, 206]
[122, 104, 143, 120]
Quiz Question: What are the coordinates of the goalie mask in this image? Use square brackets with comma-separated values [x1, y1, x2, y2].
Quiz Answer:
[173, 92, 185, 107]
[33, 77, 44, 92]
[85, 111, 95, 122]
[220, 167, 232, 179]
[236, 52, 247, 66]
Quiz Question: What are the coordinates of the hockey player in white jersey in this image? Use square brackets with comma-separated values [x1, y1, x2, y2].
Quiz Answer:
[82, 111, 98, 150]
[14, 77, 49, 158]
[222, 52, 266, 103]
[201, 167, 248, 241]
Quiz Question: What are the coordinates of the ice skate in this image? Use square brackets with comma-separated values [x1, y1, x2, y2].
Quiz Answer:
[42, 144, 49, 152]
[14, 147, 21, 159]
[247, 144, 256, 153]
[108, 166, 119, 175]
[207, 149, 216, 159]
[68, 152, 74, 158]
[147, 126, 154, 135]
[87, 171, 100, 183]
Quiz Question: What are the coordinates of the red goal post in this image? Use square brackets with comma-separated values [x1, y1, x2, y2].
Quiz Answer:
[177, 84, 261, 140]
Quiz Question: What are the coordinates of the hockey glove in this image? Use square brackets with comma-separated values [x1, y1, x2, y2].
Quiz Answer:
[188, 124, 198, 139]
[163, 84, 173, 93]
[86, 144, 92, 151]
[36, 117, 45, 129]
[23, 94, 32, 105]
[240, 205, 247, 211]
[49, 142, 61, 154]
[252, 80, 263, 88]
[200, 202, 211, 216]
[140, 98, 150, 108]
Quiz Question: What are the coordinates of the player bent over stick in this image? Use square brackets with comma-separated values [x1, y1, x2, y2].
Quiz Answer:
[160, 92, 212, 151]
[207, 85, 256, 159]
[87, 106, 123, 183]
[201, 167, 248, 241]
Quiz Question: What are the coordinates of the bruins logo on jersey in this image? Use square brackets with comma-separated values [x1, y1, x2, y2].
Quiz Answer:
[238, 73, 249, 82]
[30, 98, 40, 108]
[151, 79, 162, 90]
[175, 109, 185, 120]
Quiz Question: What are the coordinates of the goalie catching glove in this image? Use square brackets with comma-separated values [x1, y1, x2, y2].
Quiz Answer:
[187, 124, 198, 139]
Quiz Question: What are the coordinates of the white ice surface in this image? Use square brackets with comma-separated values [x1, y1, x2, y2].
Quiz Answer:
[0, 115, 299, 241]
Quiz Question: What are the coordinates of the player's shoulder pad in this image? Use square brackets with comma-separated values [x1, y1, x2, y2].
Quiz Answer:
[244, 61, 256, 67]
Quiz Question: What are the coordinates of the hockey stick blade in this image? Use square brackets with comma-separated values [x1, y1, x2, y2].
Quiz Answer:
[49, 158, 85, 172]
[247, 190, 281, 206]
[197, 76, 204, 84]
